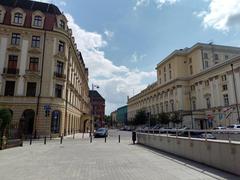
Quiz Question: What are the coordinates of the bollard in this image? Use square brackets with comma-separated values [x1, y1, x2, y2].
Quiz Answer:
[105, 136, 107, 143]
[90, 135, 92, 143]
[118, 135, 120, 143]
[132, 131, 136, 144]
[44, 136, 46, 145]
[50, 135, 52, 140]
[30, 136, 32, 145]
[60, 136, 63, 144]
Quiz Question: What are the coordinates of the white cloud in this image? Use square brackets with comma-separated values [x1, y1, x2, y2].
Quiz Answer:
[133, 0, 179, 10]
[66, 14, 156, 114]
[195, 0, 240, 32]
[104, 30, 114, 40]
[130, 52, 146, 63]
[59, 1, 67, 6]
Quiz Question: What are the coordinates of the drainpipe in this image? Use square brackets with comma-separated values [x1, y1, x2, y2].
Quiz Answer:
[64, 47, 71, 136]
[34, 30, 47, 138]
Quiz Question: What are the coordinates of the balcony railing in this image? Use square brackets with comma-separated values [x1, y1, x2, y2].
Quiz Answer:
[54, 72, 66, 79]
[3, 68, 19, 75]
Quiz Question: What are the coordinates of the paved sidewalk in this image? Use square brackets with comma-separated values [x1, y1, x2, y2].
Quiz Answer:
[0, 130, 238, 180]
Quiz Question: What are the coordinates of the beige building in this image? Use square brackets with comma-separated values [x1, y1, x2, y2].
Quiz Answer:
[0, 1, 91, 137]
[128, 43, 240, 129]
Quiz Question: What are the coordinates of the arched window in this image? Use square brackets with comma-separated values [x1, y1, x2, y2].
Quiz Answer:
[14, 12, 23, 24]
[60, 20, 65, 29]
[33, 16, 42, 27]
[51, 111, 61, 133]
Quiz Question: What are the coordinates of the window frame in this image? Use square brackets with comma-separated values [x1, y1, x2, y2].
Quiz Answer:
[31, 36, 40, 48]
[11, 33, 21, 45]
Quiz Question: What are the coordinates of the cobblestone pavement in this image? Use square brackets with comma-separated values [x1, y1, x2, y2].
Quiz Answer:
[0, 130, 238, 180]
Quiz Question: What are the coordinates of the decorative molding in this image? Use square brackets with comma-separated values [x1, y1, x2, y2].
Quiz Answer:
[7, 46, 21, 52]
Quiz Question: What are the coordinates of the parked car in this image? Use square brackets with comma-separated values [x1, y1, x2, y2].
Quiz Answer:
[213, 126, 226, 130]
[227, 124, 240, 129]
[94, 128, 108, 138]
[198, 133, 216, 139]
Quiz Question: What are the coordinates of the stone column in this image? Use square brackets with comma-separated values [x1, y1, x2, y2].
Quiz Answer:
[177, 85, 183, 111]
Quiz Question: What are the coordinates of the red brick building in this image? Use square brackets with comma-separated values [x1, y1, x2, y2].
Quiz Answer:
[89, 90, 105, 127]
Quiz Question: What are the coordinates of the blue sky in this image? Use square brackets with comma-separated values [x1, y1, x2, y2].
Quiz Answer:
[38, 0, 240, 114]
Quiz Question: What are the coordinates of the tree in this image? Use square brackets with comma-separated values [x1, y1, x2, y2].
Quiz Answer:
[134, 110, 147, 125]
[104, 115, 111, 126]
[158, 112, 170, 127]
[170, 112, 183, 128]
[0, 109, 12, 147]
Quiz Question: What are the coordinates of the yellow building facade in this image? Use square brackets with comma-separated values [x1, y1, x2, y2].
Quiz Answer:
[128, 43, 240, 129]
[0, 1, 91, 137]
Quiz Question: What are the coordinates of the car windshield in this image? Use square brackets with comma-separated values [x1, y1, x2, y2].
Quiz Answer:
[227, 125, 234, 128]
[97, 128, 106, 132]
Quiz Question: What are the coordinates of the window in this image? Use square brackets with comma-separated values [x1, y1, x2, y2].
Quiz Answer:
[192, 100, 196, 110]
[60, 20, 65, 29]
[223, 85, 228, 91]
[31, 36, 40, 48]
[189, 58, 192, 64]
[56, 61, 64, 74]
[159, 78, 161, 84]
[191, 85, 195, 91]
[222, 75, 227, 81]
[26, 82, 37, 97]
[14, 12, 23, 24]
[206, 97, 211, 108]
[169, 63, 171, 69]
[223, 94, 229, 106]
[164, 66, 166, 72]
[165, 103, 168, 112]
[8, 55, 18, 69]
[33, 16, 42, 27]
[205, 61, 209, 68]
[164, 73, 166, 82]
[11, 33, 20, 45]
[190, 65, 193, 75]
[58, 41, 65, 52]
[169, 71, 172, 80]
[170, 101, 174, 111]
[204, 53, 208, 59]
[205, 80, 209, 86]
[214, 54, 219, 60]
[55, 84, 63, 98]
[225, 55, 229, 60]
[29, 57, 39, 71]
[4, 81, 15, 96]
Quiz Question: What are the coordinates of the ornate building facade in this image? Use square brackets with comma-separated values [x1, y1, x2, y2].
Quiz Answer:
[0, 0, 91, 137]
[128, 43, 240, 129]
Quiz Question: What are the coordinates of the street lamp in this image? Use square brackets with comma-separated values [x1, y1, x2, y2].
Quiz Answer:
[231, 64, 240, 123]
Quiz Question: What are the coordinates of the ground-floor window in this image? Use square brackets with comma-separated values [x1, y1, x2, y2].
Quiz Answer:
[51, 110, 61, 133]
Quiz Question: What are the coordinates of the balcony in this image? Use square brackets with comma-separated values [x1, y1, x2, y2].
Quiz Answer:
[54, 72, 66, 80]
[3, 68, 19, 75]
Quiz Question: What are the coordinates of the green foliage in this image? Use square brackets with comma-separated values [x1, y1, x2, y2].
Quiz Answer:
[0, 109, 12, 138]
[170, 112, 183, 127]
[133, 110, 147, 125]
[157, 112, 170, 125]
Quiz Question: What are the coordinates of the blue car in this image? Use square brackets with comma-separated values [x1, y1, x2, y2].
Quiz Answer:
[94, 128, 108, 138]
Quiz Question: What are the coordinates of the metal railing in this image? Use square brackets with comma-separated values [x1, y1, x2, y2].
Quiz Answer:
[3, 68, 19, 75]
[137, 128, 240, 142]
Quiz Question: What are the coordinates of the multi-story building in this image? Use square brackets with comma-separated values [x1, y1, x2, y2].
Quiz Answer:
[0, 0, 91, 137]
[89, 90, 105, 127]
[110, 110, 117, 127]
[128, 43, 240, 129]
[116, 105, 128, 125]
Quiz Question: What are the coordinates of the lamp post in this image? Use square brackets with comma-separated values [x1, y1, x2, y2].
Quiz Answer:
[231, 64, 240, 123]
[189, 92, 194, 129]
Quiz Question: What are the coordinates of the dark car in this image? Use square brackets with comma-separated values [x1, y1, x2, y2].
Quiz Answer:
[94, 128, 108, 138]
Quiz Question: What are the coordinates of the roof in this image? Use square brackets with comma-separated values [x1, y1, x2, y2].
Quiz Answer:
[0, 0, 62, 15]
[156, 42, 240, 68]
[89, 90, 105, 101]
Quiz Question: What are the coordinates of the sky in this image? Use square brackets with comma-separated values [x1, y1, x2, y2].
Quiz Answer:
[36, 0, 240, 114]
